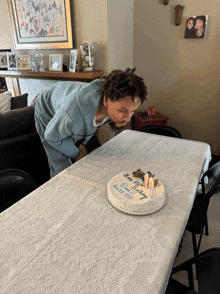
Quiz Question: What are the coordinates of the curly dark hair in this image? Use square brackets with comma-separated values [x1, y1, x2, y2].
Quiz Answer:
[98, 68, 147, 104]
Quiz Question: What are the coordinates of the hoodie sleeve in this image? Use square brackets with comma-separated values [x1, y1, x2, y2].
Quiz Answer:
[44, 108, 81, 159]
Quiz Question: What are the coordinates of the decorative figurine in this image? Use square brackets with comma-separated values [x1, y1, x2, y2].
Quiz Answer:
[39, 53, 45, 72]
[31, 49, 45, 71]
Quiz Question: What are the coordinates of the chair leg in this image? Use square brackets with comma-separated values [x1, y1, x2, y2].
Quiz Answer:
[197, 227, 204, 254]
[191, 232, 198, 256]
[205, 217, 209, 236]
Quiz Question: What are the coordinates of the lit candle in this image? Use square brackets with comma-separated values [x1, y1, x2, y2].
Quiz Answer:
[148, 177, 154, 199]
[144, 173, 149, 188]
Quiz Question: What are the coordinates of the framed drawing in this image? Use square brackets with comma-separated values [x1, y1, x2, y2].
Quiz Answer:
[0, 49, 11, 69]
[6, 0, 73, 49]
[7, 52, 17, 70]
[49, 54, 63, 71]
[184, 15, 208, 39]
[16, 55, 31, 70]
[69, 49, 77, 72]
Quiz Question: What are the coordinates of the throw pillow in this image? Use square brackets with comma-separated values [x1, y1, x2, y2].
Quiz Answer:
[0, 91, 12, 114]
[11, 93, 28, 110]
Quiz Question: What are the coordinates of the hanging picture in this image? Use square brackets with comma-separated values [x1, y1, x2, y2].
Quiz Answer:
[184, 15, 208, 39]
[6, 0, 73, 49]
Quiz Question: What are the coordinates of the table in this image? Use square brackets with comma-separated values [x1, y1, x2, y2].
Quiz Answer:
[0, 130, 211, 294]
[132, 111, 169, 130]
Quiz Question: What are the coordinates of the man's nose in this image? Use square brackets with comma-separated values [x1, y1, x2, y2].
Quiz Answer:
[123, 112, 133, 122]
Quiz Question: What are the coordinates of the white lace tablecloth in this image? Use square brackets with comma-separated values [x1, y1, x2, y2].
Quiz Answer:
[0, 130, 212, 294]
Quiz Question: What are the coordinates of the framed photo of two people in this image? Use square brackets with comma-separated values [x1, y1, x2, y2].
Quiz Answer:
[184, 15, 208, 39]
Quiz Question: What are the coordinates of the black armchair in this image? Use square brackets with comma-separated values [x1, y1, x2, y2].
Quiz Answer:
[0, 94, 50, 188]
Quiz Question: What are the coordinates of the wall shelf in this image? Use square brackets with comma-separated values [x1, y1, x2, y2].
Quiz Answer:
[0, 70, 104, 81]
[0, 70, 104, 96]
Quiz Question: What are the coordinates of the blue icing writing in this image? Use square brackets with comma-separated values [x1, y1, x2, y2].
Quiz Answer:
[123, 173, 133, 182]
[124, 194, 133, 200]
[113, 178, 148, 200]
[113, 183, 135, 200]
[123, 173, 129, 177]
[113, 184, 124, 194]
[132, 186, 148, 200]
[120, 183, 128, 188]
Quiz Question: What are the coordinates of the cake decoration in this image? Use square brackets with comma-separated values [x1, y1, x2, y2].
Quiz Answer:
[107, 170, 166, 215]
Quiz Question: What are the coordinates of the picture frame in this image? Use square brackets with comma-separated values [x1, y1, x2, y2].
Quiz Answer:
[16, 55, 31, 70]
[6, 0, 73, 49]
[49, 54, 63, 72]
[7, 52, 17, 70]
[184, 15, 208, 39]
[69, 50, 78, 73]
[0, 49, 11, 69]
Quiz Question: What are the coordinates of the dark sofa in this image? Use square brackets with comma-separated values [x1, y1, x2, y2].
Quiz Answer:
[0, 93, 50, 188]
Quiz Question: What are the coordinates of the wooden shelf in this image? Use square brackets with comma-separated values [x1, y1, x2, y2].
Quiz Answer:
[0, 70, 104, 82]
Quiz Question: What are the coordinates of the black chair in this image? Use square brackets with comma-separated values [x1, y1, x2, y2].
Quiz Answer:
[165, 247, 220, 294]
[0, 169, 37, 213]
[139, 125, 182, 138]
[186, 160, 220, 256]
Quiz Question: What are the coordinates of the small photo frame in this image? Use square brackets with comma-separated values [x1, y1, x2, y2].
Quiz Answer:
[69, 49, 78, 72]
[184, 15, 208, 39]
[7, 52, 17, 70]
[16, 55, 31, 70]
[0, 49, 11, 69]
[49, 54, 63, 71]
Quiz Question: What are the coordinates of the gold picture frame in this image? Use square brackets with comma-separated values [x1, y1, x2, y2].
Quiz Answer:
[7, 0, 73, 49]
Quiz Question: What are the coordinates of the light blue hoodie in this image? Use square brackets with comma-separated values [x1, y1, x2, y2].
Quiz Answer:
[34, 79, 109, 177]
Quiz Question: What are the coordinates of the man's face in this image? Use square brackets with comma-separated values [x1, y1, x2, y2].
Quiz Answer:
[187, 19, 194, 29]
[104, 96, 141, 128]
[196, 19, 204, 29]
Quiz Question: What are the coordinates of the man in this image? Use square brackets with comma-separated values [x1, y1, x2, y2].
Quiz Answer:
[34, 68, 148, 177]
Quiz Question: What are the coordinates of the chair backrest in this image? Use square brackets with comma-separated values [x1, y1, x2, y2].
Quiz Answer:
[196, 248, 220, 293]
[0, 169, 37, 213]
[139, 125, 182, 138]
[171, 247, 220, 294]
[195, 160, 220, 208]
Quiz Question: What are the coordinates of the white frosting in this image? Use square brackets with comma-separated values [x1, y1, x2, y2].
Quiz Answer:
[107, 172, 166, 215]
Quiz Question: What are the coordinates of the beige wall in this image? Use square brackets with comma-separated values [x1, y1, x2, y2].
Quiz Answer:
[134, 0, 220, 154]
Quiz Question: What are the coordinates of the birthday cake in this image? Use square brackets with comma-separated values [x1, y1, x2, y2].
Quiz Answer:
[107, 169, 166, 215]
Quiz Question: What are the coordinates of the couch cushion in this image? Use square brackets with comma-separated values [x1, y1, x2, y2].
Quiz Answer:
[11, 93, 28, 110]
[0, 91, 12, 113]
[0, 105, 36, 140]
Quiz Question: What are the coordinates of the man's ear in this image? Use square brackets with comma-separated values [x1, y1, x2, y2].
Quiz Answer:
[103, 96, 108, 107]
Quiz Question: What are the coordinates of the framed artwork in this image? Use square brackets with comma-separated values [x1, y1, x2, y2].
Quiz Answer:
[16, 55, 31, 70]
[184, 15, 208, 39]
[6, 0, 73, 49]
[69, 49, 77, 72]
[0, 49, 11, 69]
[49, 54, 63, 71]
[7, 52, 17, 70]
